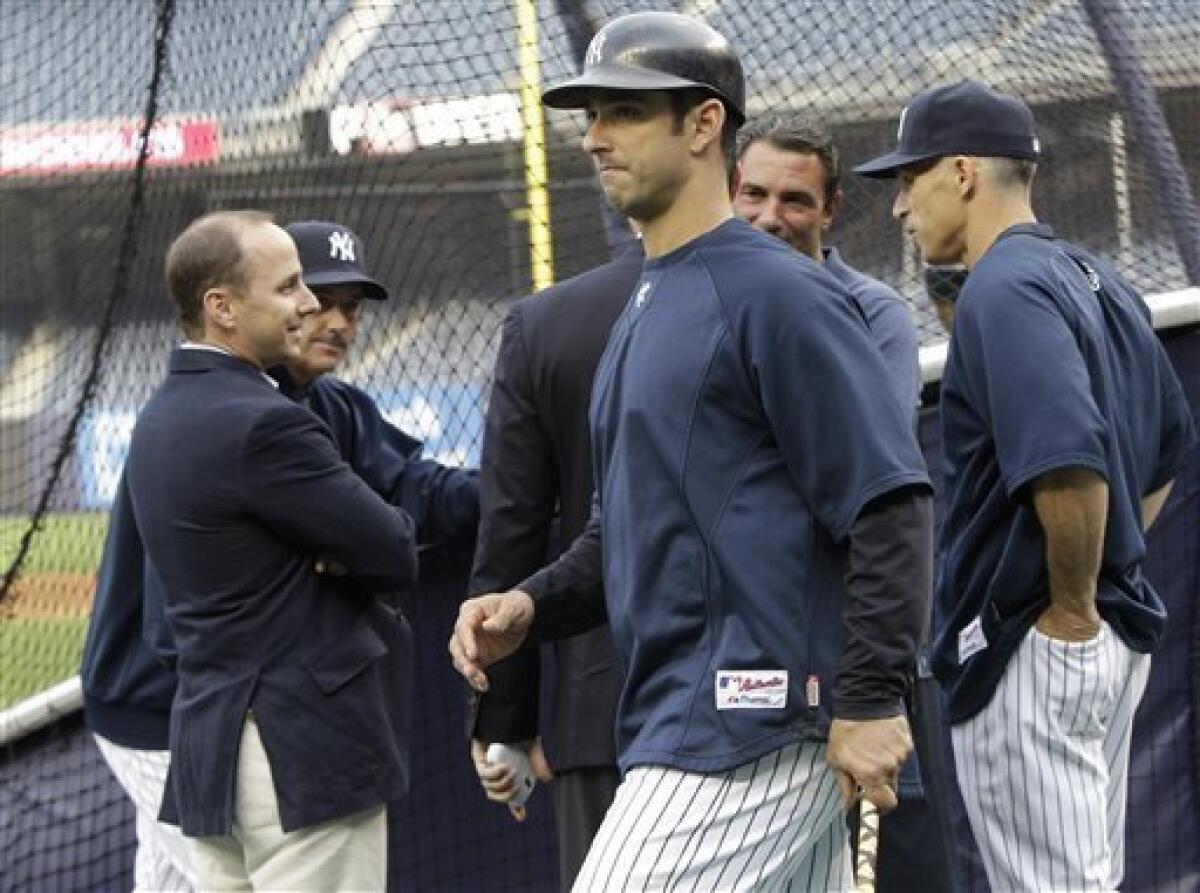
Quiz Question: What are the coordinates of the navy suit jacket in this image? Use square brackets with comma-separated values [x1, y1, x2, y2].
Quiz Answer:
[126, 347, 418, 835]
[470, 244, 643, 771]
[81, 373, 478, 753]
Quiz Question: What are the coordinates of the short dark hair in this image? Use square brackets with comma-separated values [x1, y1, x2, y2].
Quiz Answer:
[165, 210, 273, 337]
[668, 88, 741, 181]
[736, 112, 840, 204]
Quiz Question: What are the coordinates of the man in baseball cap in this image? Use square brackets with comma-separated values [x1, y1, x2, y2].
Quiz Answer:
[857, 80, 1195, 892]
[286, 220, 389, 299]
[281, 220, 388, 387]
[854, 79, 1039, 179]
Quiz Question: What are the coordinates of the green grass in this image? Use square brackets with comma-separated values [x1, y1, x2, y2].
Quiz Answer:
[0, 512, 108, 573]
[0, 617, 90, 710]
[1, 513, 107, 710]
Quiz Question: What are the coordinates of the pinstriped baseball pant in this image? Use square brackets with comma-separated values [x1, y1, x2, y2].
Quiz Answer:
[952, 622, 1150, 893]
[572, 741, 851, 892]
[93, 734, 195, 892]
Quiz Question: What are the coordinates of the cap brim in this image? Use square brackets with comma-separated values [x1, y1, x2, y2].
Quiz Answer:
[852, 150, 941, 179]
[542, 64, 706, 109]
[304, 271, 389, 301]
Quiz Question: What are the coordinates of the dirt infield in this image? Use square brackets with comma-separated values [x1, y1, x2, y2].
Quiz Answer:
[1, 572, 96, 620]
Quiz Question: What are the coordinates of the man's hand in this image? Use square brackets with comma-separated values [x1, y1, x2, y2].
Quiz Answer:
[448, 591, 535, 690]
[469, 738, 554, 821]
[826, 715, 912, 813]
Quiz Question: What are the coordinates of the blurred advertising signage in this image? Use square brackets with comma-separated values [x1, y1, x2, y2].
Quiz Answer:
[329, 93, 521, 155]
[77, 407, 139, 509]
[0, 118, 219, 176]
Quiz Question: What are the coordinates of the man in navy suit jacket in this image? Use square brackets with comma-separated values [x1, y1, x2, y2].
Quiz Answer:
[82, 218, 477, 891]
[125, 210, 417, 890]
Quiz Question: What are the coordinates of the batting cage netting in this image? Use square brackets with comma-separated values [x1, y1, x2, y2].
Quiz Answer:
[2, 1, 1198, 890]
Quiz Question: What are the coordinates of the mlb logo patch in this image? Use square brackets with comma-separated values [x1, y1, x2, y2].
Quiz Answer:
[715, 670, 788, 710]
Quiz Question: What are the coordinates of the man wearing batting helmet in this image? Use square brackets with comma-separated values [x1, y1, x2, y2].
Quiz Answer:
[856, 80, 1196, 891]
[450, 11, 933, 889]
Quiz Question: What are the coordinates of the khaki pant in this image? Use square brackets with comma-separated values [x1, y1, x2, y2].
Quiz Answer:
[188, 714, 387, 892]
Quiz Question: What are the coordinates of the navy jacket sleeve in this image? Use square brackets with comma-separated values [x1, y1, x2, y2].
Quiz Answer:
[469, 305, 556, 742]
[469, 305, 558, 595]
[142, 556, 176, 669]
[81, 470, 177, 715]
[311, 378, 479, 545]
[243, 402, 419, 592]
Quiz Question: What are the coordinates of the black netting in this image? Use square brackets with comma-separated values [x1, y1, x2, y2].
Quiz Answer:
[1, 1, 1198, 890]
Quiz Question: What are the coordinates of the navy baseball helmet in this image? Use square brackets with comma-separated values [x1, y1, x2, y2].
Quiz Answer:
[542, 11, 746, 126]
[285, 220, 388, 300]
[855, 80, 1040, 178]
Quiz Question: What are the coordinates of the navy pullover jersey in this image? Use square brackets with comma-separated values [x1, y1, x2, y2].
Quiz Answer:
[588, 218, 930, 774]
[933, 224, 1196, 724]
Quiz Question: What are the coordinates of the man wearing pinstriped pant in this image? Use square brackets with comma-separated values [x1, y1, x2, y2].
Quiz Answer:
[857, 80, 1196, 891]
[451, 12, 935, 890]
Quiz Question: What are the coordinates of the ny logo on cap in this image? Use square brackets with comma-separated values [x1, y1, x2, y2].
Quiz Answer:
[328, 231, 356, 263]
[897, 106, 908, 141]
[586, 31, 606, 66]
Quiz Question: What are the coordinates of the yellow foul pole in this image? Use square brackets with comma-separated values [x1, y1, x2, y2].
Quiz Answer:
[515, 0, 554, 291]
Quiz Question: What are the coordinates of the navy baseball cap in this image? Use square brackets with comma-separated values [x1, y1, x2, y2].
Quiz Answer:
[285, 220, 388, 300]
[854, 80, 1040, 178]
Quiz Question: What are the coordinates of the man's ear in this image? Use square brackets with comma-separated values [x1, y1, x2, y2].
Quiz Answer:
[689, 97, 726, 157]
[953, 155, 979, 200]
[202, 286, 237, 333]
[824, 186, 844, 231]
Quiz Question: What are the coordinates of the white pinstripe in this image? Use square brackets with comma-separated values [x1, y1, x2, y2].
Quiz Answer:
[572, 741, 851, 892]
[93, 734, 196, 893]
[951, 622, 1149, 892]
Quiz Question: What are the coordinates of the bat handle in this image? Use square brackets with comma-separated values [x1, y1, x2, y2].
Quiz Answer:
[854, 798, 880, 892]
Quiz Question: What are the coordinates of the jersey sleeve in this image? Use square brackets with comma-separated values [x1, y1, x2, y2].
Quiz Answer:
[736, 271, 930, 541]
[314, 378, 480, 545]
[863, 286, 922, 412]
[958, 278, 1110, 497]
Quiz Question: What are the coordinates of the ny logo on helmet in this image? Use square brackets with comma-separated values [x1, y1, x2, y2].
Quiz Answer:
[328, 231, 356, 262]
[586, 31, 606, 66]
